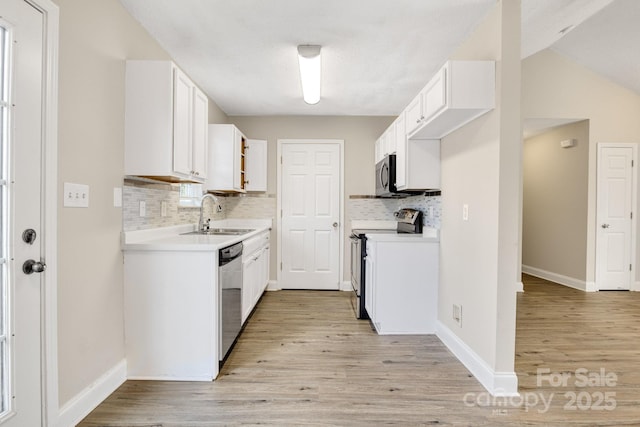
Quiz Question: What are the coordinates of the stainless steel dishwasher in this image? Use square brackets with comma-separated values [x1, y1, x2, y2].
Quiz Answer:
[219, 241, 243, 362]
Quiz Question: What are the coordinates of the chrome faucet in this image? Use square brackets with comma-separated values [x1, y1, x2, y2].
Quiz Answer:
[198, 193, 221, 232]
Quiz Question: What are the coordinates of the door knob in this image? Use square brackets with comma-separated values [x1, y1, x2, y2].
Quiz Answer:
[332, 222, 338, 228]
[23, 259, 46, 275]
[601, 224, 610, 229]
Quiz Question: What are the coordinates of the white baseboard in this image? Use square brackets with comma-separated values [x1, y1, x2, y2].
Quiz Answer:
[266, 280, 280, 291]
[436, 322, 518, 396]
[56, 359, 126, 427]
[522, 265, 590, 292]
[516, 281, 524, 292]
[340, 280, 352, 292]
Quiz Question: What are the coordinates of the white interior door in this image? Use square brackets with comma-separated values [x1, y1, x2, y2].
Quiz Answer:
[0, 1, 45, 425]
[279, 141, 342, 290]
[596, 144, 636, 290]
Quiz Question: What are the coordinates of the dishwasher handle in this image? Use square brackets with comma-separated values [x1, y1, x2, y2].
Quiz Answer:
[219, 242, 243, 266]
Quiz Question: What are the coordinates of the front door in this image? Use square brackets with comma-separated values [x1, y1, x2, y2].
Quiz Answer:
[279, 140, 342, 290]
[595, 143, 636, 290]
[0, 0, 45, 425]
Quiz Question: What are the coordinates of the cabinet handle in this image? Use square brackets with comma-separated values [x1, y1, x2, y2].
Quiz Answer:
[416, 119, 420, 123]
[420, 115, 425, 120]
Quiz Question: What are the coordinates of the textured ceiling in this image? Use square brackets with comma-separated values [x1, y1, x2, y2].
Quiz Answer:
[119, 0, 637, 116]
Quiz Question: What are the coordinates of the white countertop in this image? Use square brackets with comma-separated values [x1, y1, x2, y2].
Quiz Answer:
[365, 232, 439, 243]
[122, 219, 272, 252]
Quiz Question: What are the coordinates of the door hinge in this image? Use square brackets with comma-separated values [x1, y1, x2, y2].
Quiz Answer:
[281, 209, 283, 218]
[631, 212, 634, 220]
[280, 262, 283, 270]
[280, 156, 283, 164]
[630, 264, 632, 272]
[632, 160, 634, 167]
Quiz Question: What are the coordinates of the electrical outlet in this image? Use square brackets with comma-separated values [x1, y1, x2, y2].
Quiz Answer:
[139, 201, 146, 217]
[63, 182, 89, 208]
[453, 304, 462, 326]
[428, 206, 434, 219]
[462, 204, 469, 221]
[161, 200, 168, 217]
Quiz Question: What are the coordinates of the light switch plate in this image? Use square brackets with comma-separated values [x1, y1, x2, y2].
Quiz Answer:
[64, 182, 89, 208]
[113, 187, 122, 207]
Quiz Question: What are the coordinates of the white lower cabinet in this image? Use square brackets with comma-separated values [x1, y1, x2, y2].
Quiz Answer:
[365, 237, 439, 334]
[242, 231, 270, 323]
[124, 250, 220, 381]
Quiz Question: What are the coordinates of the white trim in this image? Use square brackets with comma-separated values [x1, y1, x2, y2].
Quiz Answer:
[340, 280, 352, 292]
[56, 359, 126, 427]
[436, 322, 518, 396]
[266, 279, 280, 291]
[276, 139, 345, 290]
[522, 265, 591, 292]
[634, 281, 640, 292]
[515, 281, 524, 292]
[21, 0, 60, 425]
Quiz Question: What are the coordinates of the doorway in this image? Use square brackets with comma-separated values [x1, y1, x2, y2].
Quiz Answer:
[595, 143, 637, 290]
[277, 140, 343, 290]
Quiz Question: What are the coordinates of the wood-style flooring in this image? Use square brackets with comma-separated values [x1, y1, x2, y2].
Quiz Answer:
[79, 276, 640, 426]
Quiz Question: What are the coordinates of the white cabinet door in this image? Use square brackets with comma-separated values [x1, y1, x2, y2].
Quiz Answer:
[242, 255, 258, 324]
[394, 113, 407, 189]
[423, 66, 447, 122]
[246, 139, 267, 192]
[385, 124, 396, 154]
[405, 92, 423, 135]
[374, 137, 383, 163]
[192, 87, 208, 179]
[364, 244, 374, 322]
[172, 67, 193, 176]
[261, 245, 270, 293]
[208, 124, 249, 192]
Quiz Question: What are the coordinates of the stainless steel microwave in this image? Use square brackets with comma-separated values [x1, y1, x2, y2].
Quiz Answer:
[375, 154, 397, 197]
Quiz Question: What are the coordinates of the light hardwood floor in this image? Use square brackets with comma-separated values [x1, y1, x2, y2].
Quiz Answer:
[79, 276, 640, 426]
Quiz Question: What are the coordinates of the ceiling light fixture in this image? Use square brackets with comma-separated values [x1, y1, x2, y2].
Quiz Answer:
[297, 45, 321, 105]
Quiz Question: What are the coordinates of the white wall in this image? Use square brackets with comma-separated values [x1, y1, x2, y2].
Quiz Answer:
[522, 49, 640, 285]
[53, 0, 226, 407]
[523, 121, 589, 282]
[437, 0, 521, 392]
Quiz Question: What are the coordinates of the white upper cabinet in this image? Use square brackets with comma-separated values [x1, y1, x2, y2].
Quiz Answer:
[192, 87, 209, 180]
[207, 124, 247, 192]
[245, 139, 268, 192]
[394, 112, 407, 189]
[125, 60, 208, 183]
[408, 60, 495, 139]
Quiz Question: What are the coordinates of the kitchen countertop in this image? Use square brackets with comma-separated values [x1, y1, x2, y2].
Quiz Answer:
[365, 229, 439, 243]
[122, 219, 272, 252]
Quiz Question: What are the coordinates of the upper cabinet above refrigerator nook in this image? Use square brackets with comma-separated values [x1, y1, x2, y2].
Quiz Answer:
[408, 60, 495, 140]
[124, 60, 209, 183]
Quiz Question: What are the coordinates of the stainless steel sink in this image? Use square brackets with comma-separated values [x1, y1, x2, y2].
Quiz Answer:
[181, 228, 255, 236]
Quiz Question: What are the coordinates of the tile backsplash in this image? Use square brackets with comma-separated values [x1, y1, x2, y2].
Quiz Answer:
[348, 194, 441, 229]
[123, 180, 276, 231]
[123, 180, 439, 231]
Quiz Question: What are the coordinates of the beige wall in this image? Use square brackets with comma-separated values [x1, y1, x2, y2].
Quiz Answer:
[523, 121, 589, 280]
[54, 0, 227, 406]
[228, 116, 394, 282]
[439, 0, 521, 377]
[522, 50, 640, 284]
